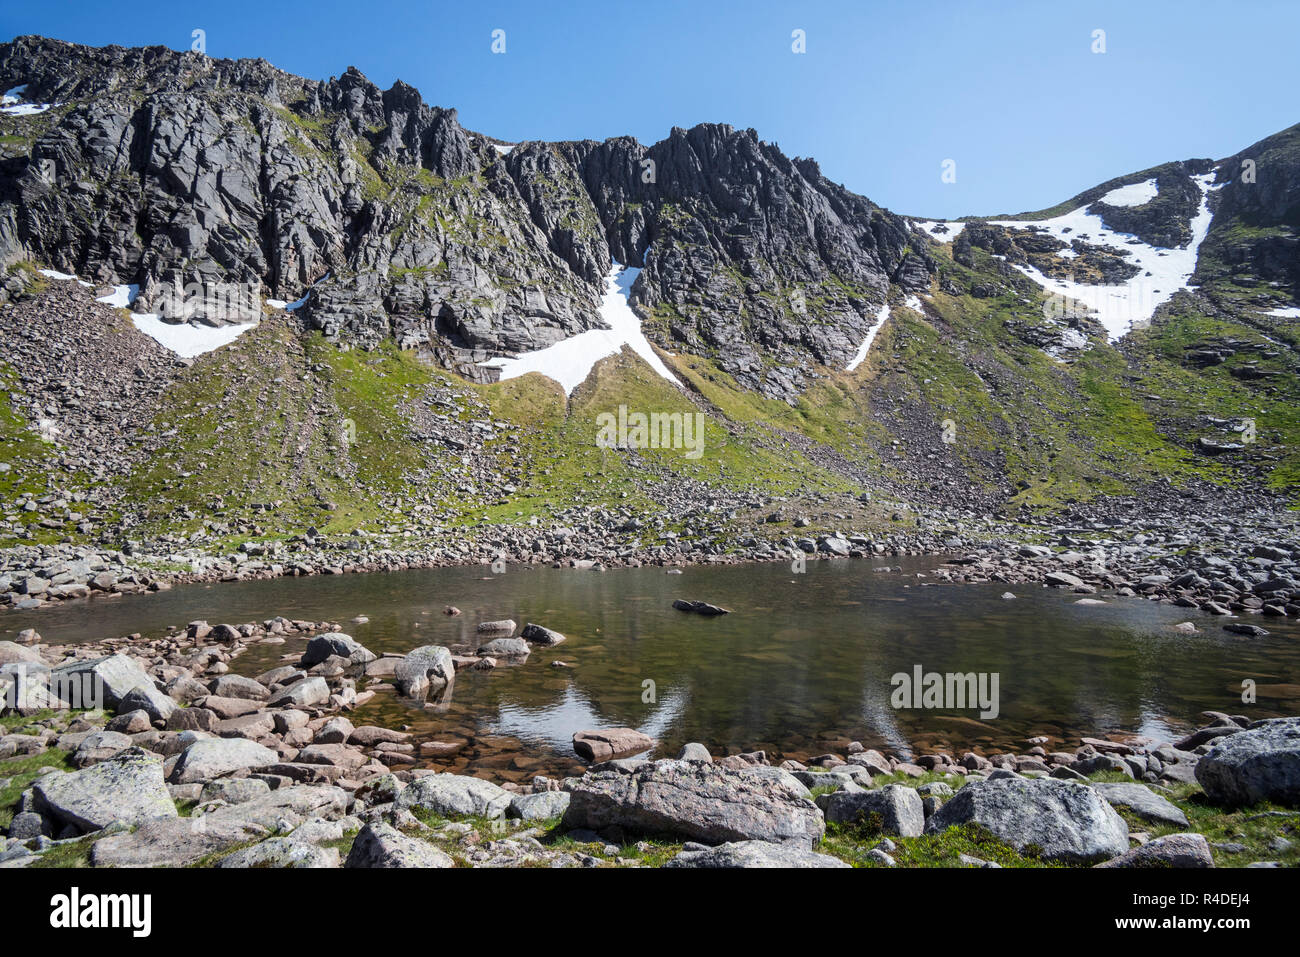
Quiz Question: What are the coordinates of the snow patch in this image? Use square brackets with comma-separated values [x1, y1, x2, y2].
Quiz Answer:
[129, 314, 258, 359]
[38, 269, 92, 287]
[845, 303, 891, 372]
[914, 220, 966, 243]
[1097, 178, 1159, 208]
[95, 284, 138, 308]
[490, 143, 514, 155]
[480, 263, 681, 395]
[1265, 306, 1300, 319]
[2, 87, 52, 116]
[992, 171, 1224, 340]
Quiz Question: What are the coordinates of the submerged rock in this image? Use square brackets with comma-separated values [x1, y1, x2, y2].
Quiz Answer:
[671, 599, 730, 616]
[573, 728, 657, 762]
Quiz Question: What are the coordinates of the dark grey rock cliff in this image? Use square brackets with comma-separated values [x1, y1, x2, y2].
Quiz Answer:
[0, 35, 933, 400]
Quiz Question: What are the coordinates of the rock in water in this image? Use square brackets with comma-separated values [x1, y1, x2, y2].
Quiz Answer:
[32, 747, 177, 834]
[563, 759, 824, 848]
[477, 637, 530, 658]
[672, 599, 730, 616]
[1195, 716, 1300, 806]
[521, 622, 566, 645]
[573, 728, 657, 761]
[301, 632, 376, 667]
[665, 840, 849, 868]
[392, 645, 455, 697]
[925, 777, 1128, 862]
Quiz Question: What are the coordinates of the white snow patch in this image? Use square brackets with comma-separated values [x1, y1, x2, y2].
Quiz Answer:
[1, 88, 52, 116]
[914, 220, 966, 243]
[95, 284, 138, 308]
[1098, 178, 1159, 208]
[845, 302, 891, 372]
[903, 295, 923, 313]
[490, 143, 514, 155]
[480, 263, 681, 395]
[130, 314, 258, 358]
[265, 299, 288, 310]
[1265, 306, 1300, 319]
[992, 171, 1224, 340]
[38, 269, 92, 287]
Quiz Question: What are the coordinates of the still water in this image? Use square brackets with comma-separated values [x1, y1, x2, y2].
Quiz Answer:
[5, 559, 1298, 781]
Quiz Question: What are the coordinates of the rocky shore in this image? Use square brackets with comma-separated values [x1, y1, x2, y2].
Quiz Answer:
[2, 618, 1297, 868]
[4, 501, 1298, 625]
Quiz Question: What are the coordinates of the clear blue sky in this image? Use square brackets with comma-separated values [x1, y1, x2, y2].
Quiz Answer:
[3, 0, 1296, 218]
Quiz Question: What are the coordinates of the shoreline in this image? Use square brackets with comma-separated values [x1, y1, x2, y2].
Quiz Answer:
[3, 615, 1297, 868]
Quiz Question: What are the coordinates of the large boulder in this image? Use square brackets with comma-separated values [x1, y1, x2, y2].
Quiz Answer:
[117, 683, 176, 725]
[32, 747, 177, 834]
[0, 641, 43, 665]
[477, 637, 529, 658]
[563, 760, 824, 848]
[301, 632, 375, 667]
[1093, 782, 1188, 827]
[395, 773, 514, 820]
[49, 654, 151, 710]
[393, 645, 455, 697]
[1195, 717, 1300, 806]
[819, 784, 925, 836]
[925, 777, 1128, 862]
[345, 822, 454, 868]
[665, 840, 849, 868]
[573, 728, 657, 762]
[169, 737, 279, 784]
[508, 790, 571, 821]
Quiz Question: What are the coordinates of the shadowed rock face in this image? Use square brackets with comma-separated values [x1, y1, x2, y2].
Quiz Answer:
[0, 35, 932, 401]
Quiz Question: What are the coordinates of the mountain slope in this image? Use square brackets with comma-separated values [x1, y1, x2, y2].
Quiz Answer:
[0, 34, 1296, 561]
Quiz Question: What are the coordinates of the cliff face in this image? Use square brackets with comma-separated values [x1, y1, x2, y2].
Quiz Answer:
[0, 35, 935, 400]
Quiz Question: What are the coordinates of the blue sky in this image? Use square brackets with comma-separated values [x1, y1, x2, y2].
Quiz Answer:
[3, 0, 1297, 218]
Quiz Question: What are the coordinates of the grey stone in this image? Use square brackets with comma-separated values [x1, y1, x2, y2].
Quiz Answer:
[345, 822, 454, 868]
[32, 747, 177, 834]
[819, 784, 925, 837]
[925, 777, 1129, 862]
[665, 840, 849, 868]
[563, 760, 823, 848]
[1195, 717, 1300, 806]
